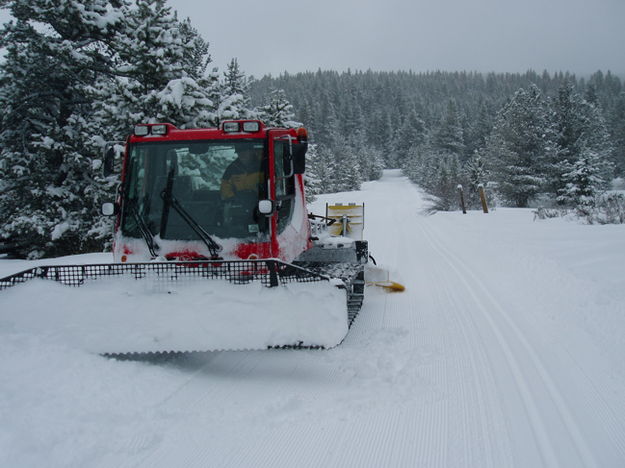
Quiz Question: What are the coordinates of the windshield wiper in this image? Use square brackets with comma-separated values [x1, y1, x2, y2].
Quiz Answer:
[159, 167, 175, 238]
[126, 157, 159, 258]
[131, 202, 159, 258]
[160, 168, 223, 260]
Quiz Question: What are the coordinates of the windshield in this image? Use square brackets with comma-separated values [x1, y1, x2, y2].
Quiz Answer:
[121, 139, 268, 241]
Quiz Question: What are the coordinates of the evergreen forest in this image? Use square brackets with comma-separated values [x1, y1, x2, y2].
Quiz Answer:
[1, 0, 624, 259]
[251, 70, 625, 217]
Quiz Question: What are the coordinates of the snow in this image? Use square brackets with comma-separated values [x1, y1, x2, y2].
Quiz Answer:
[0, 252, 112, 279]
[2, 169, 625, 467]
[1, 277, 347, 353]
[50, 221, 71, 241]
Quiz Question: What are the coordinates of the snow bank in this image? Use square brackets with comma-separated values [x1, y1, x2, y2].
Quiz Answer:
[0, 276, 347, 352]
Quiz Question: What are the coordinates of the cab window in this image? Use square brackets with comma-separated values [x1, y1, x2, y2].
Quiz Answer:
[273, 140, 295, 232]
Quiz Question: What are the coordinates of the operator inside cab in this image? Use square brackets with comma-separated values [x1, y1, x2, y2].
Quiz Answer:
[220, 142, 266, 233]
[220, 142, 265, 200]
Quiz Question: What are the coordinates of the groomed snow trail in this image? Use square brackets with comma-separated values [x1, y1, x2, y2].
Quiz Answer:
[112, 171, 625, 467]
[2, 170, 625, 467]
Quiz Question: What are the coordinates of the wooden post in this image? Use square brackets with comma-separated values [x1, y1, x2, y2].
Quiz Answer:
[457, 184, 467, 214]
[478, 184, 489, 213]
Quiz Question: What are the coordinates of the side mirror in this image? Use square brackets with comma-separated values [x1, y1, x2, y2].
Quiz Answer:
[103, 148, 115, 176]
[103, 142, 124, 177]
[101, 202, 118, 216]
[258, 199, 274, 215]
[292, 141, 307, 174]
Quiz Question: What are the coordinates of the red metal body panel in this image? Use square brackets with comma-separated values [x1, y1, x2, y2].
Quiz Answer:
[113, 121, 309, 263]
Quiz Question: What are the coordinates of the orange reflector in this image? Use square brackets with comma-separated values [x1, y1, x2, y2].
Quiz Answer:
[297, 127, 308, 141]
[121, 255, 127, 263]
[368, 281, 405, 292]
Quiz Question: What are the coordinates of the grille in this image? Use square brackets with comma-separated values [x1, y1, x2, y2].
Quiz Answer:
[0, 259, 328, 291]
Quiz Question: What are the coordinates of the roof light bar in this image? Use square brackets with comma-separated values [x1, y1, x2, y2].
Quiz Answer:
[151, 124, 168, 135]
[223, 121, 240, 133]
[134, 125, 149, 136]
[242, 121, 260, 132]
[133, 124, 169, 137]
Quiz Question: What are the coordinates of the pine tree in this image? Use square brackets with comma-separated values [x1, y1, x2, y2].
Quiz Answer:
[610, 92, 625, 176]
[178, 17, 211, 81]
[331, 136, 362, 192]
[218, 58, 254, 122]
[548, 81, 584, 194]
[94, 0, 215, 138]
[249, 68, 621, 195]
[0, 0, 224, 258]
[303, 143, 322, 202]
[548, 81, 614, 199]
[464, 151, 489, 208]
[367, 110, 394, 157]
[308, 145, 339, 194]
[465, 100, 493, 156]
[484, 85, 551, 207]
[0, 0, 125, 258]
[356, 145, 384, 182]
[152, 77, 216, 128]
[557, 146, 610, 211]
[257, 89, 299, 127]
[390, 108, 427, 168]
[433, 99, 465, 158]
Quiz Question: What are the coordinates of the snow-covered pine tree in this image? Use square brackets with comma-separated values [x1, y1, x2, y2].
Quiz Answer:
[366, 110, 394, 160]
[610, 92, 625, 176]
[307, 145, 339, 194]
[94, 0, 216, 138]
[389, 108, 427, 168]
[0, 0, 227, 258]
[302, 143, 322, 202]
[0, 0, 125, 258]
[402, 146, 424, 185]
[438, 154, 463, 210]
[433, 99, 466, 159]
[152, 77, 216, 129]
[548, 81, 614, 199]
[257, 89, 299, 128]
[218, 58, 254, 122]
[557, 145, 608, 209]
[178, 17, 211, 81]
[356, 145, 384, 182]
[464, 151, 489, 208]
[464, 99, 494, 156]
[416, 149, 464, 212]
[152, 18, 216, 128]
[401, 137, 466, 211]
[484, 85, 551, 207]
[331, 138, 362, 192]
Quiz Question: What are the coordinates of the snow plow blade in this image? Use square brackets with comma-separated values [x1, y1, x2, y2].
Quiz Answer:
[0, 260, 359, 353]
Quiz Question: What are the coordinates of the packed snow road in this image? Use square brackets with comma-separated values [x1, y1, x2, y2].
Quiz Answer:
[2, 169, 625, 467]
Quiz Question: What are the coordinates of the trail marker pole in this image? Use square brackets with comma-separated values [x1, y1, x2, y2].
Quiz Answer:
[457, 184, 467, 214]
[478, 184, 489, 213]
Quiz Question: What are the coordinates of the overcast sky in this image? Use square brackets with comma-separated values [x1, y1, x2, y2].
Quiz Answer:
[1, 1, 623, 78]
[167, 0, 625, 78]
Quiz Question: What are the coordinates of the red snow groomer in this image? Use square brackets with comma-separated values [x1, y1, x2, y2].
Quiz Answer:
[0, 120, 369, 352]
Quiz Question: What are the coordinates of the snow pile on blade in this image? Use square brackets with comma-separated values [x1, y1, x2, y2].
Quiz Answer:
[0, 277, 347, 353]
